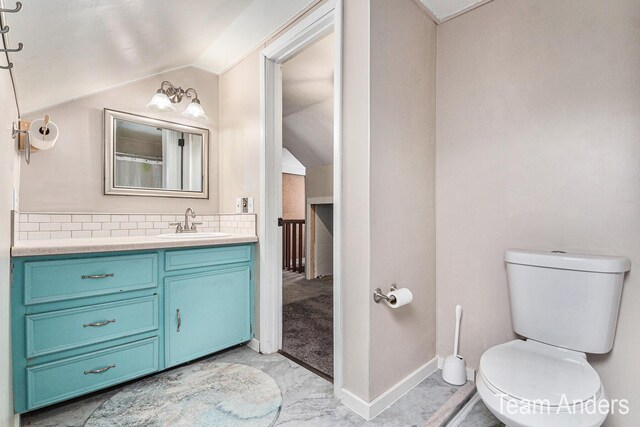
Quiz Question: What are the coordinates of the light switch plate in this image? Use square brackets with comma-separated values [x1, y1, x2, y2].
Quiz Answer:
[235, 198, 242, 214]
[247, 197, 254, 214]
[242, 198, 249, 214]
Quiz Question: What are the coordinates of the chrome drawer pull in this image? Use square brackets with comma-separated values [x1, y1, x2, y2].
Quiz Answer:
[81, 273, 114, 280]
[84, 364, 116, 375]
[83, 319, 116, 328]
[176, 309, 181, 332]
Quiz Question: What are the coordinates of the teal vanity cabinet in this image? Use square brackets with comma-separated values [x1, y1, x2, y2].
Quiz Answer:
[11, 243, 255, 413]
[164, 245, 253, 367]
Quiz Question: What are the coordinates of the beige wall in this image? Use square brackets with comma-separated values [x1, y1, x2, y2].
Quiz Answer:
[368, 0, 437, 399]
[305, 164, 333, 200]
[1, 69, 20, 426]
[282, 173, 305, 219]
[20, 66, 219, 213]
[341, 0, 372, 400]
[435, 1, 640, 425]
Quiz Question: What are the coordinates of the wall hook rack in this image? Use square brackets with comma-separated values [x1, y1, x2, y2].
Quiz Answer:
[0, 42, 22, 53]
[0, 2, 22, 13]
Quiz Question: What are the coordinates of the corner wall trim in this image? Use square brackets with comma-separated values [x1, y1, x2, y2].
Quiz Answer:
[437, 356, 476, 382]
[247, 338, 260, 353]
[341, 356, 439, 420]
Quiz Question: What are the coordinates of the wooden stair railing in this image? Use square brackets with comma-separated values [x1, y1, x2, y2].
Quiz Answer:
[282, 219, 305, 273]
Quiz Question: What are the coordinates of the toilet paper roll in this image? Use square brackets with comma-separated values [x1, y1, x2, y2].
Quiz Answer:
[385, 288, 413, 308]
[29, 119, 59, 150]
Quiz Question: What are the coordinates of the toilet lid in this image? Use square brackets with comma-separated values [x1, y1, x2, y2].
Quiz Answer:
[480, 340, 601, 406]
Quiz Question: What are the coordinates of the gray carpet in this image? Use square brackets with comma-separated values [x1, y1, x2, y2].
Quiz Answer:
[282, 272, 333, 377]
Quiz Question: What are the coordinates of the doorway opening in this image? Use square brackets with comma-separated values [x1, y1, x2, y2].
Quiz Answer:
[259, 0, 342, 394]
[279, 33, 335, 379]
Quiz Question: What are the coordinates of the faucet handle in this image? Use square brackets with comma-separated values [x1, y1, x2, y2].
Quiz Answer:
[169, 222, 183, 232]
[190, 222, 202, 230]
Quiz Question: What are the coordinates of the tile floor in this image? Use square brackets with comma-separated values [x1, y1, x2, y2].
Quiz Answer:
[22, 345, 500, 426]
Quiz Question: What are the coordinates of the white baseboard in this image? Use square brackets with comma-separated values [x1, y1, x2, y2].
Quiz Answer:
[445, 392, 480, 427]
[247, 338, 260, 353]
[341, 356, 439, 421]
[437, 356, 476, 382]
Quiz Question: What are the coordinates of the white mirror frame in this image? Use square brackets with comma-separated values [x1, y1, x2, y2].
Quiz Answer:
[104, 109, 209, 199]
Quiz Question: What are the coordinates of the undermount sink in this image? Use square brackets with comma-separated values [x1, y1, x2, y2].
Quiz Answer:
[159, 232, 231, 239]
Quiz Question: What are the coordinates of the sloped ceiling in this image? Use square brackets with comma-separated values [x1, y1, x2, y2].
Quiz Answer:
[282, 33, 333, 169]
[4, 0, 314, 114]
[418, 0, 490, 22]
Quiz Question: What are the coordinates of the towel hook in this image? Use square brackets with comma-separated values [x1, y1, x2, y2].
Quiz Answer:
[0, 42, 22, 53]
[0, 25, 9, 34]
[0, 62, 12, 70]
[0, 2, 22, 13]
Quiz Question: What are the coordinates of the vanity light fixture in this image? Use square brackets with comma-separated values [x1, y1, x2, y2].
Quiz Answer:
[146, 81, 208, 120]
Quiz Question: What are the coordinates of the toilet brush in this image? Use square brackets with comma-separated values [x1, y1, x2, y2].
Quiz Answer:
[442, 305, 467, 385]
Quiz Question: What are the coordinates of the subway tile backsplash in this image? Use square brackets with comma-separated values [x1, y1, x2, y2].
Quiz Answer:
[15, 212, 256, 241]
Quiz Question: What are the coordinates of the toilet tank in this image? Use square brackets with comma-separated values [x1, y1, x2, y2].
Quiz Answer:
[505, 249, 630, 354]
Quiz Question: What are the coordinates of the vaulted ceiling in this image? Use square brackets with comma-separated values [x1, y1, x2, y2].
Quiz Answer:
[282, 33, 334, 169]
[4, 0, 315, 114]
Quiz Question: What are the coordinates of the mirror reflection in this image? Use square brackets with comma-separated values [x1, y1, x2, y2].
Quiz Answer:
[114, 119, 203, 192]
[105, 110, 209, 199]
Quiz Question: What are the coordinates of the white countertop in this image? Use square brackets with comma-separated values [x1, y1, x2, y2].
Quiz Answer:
[11, 234, 258, 257]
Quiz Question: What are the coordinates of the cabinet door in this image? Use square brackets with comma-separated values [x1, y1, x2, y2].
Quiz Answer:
[165, 266, 251, 367]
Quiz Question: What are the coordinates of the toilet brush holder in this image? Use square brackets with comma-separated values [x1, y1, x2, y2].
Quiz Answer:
[442, 354, 467, 385]
[442, 304, 467, 385]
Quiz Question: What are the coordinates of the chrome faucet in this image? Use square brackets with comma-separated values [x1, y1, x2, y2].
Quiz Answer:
[170, 208, 201, 233]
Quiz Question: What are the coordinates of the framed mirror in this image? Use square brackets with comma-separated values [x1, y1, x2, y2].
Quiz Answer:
[104, 109, 209, 199]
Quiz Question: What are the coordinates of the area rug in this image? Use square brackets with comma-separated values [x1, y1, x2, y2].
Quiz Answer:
[282, 292, 333, 377]
[85, 362, 282, 427]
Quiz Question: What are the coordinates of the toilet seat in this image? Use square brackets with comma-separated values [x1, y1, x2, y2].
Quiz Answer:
[477, 340, 607, 427]
[480, 339, 602, 407]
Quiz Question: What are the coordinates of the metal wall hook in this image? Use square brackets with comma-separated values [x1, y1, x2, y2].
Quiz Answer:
[0, 1, 22, 13]
[0, 62, 12, 69]
[0, 42, 22, 53]
[0, 25, 9, 34]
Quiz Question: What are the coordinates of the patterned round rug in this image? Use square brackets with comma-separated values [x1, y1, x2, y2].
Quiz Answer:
[85, 362, 282, 427]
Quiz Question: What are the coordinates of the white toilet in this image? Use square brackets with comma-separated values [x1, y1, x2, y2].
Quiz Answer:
[477, 249, 630, 427]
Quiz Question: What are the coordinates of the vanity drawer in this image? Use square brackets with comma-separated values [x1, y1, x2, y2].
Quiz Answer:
[26, 337, 158, 410]
[26, 296, 158, 358]
[165, 245, 251, 271]
[24, 254, 158, 305]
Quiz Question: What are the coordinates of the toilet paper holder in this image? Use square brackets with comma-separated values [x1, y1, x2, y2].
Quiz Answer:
[373, 284, 398, 304]
[11, 115, 56, 165]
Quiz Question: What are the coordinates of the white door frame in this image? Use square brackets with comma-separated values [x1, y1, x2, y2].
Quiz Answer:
[305, 197, 333, 280]
[259, 0, 343, 397]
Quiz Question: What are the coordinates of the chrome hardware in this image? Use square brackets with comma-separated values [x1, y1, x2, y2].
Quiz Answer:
[0, 26, 9, 34]
[11, 121, 30, 163]
[373, 284, 398, 304]
[176, 309, 181, 332]
[0, 42, 22, 53]
[84, 364, 116, 375]
[83, 319, 116, 328]
[0, 2, 22, 13]
[81, 273, 114, 279]
[184, 208, 196, 231]
[0, 62, 12, 70]
[171, 208, 201, 233]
